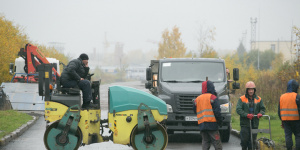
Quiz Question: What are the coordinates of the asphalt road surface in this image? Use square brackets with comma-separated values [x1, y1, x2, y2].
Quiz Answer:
[1, 81, 241, 150]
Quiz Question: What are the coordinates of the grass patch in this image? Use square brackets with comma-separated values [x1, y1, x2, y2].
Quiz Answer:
[0, 110, 32, 139]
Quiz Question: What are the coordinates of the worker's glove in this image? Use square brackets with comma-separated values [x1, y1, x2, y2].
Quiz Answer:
[247, 114, 254, 120]
[257, 113, 263, 119]
[281, 121, 284, 129]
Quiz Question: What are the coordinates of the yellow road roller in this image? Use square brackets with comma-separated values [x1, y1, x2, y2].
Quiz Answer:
[38, 64, 168, 150]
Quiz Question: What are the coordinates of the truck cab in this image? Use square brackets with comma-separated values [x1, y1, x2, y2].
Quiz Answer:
[145, 58, 240, 142]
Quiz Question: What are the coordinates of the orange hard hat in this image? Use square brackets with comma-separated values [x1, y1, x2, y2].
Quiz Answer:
[245, 81, 256, 89]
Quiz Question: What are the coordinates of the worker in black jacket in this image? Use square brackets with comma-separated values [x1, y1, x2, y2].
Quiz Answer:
[61, 53, 97, 109]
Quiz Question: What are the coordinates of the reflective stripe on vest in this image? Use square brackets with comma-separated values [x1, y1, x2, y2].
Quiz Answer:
[195, 93, 216, 124]
[240, 95, 261, 104]
[280, 92, 299, 121]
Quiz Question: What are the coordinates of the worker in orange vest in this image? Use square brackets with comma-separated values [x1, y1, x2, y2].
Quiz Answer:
[193, 80, 223, 150]
[278, 79, 300, 150]
[236, 81, 266, 150]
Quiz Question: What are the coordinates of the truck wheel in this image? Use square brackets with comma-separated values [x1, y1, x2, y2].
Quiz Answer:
[220, 124, 231, 142]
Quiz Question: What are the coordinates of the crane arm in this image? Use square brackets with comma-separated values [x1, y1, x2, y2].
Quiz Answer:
[18, 43, 60, 77]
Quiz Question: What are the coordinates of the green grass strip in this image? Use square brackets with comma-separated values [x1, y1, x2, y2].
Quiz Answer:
[0, 110, 32, 139]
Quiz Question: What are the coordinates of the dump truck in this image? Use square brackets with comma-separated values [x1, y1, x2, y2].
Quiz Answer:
[145, 58, 240, 142]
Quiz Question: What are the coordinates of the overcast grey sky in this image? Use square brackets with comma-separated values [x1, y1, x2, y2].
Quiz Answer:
[0, 0, 299, 58]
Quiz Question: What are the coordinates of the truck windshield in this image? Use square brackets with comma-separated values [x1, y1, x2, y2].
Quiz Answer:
[161, 62, 225, 82]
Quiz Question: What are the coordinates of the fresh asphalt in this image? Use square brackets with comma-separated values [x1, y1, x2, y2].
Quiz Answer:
[0, 81, 241, 150]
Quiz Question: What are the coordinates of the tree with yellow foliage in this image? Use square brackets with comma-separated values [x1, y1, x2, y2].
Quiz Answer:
[157, 26, 187, 59]
[36, 44, 70, 73]
[277, 26, 300, 83]
[201, 48, 218, 58]
[224, 52, 256, 95]
[0, 16, 28, 83]
[293, 26, 300, 81]
[0, 15, 70, 84]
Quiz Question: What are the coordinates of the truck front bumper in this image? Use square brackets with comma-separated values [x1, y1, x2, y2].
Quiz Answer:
[166, 113, 231, 131]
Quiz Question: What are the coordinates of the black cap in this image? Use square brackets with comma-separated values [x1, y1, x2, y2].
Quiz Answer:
[79, 53, 89, 60]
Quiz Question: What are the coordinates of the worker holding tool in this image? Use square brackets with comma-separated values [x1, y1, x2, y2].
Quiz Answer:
[193, 80, 223, 150]
[236, 81, 266, 150]
[278, 79, 300, 150]
[61, 53, 97, 109]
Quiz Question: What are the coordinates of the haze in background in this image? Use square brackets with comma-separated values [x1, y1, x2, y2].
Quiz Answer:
[0, 0, 299, 59]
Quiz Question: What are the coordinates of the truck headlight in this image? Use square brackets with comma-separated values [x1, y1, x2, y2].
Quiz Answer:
[220, 103, 230, 113]
[166, 104, 173, 113]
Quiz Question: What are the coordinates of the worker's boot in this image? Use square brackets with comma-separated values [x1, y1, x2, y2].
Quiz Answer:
[82, 102, 98, 109]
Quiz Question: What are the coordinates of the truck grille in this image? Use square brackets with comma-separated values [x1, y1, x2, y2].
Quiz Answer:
[177, 95, 199, 111]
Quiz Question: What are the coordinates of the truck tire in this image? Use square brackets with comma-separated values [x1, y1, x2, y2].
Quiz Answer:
[220, 123, 231, 142]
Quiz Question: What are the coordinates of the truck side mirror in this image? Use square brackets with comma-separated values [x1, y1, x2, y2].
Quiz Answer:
[146, 68, 151, 81]
[232, 82, 240, 89]
[145, 81, 152, 89]
[9, 63, 14, 75]
[233, 68, 239, 81]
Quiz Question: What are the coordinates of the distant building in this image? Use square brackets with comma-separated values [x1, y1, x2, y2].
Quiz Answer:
[101, 66, 118, 74]
[94, 65, 147, 81]
[126, 66, 147, 80]
[251, 40, 295, 62]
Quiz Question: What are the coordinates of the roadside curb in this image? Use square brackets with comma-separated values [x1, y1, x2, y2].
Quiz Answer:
[0, 115, 39, 147]
[231, 128, 240, 138]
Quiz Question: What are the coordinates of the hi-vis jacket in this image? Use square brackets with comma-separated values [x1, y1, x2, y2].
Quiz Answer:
[278, 79, 300, 121]
[193, 81, 222, 131]
[280, 93, 299, 120]
[195, 93, 217, 124]
[236, 93, 266, 128]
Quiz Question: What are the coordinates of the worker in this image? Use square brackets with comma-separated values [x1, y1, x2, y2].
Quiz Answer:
[226, 68, 230, 78]
[278, 79, 300, 150]
[193, 80, 223, 150]
[61, 53, 97, 109]
[226, 68, 233, 83]
[236, 81, 266, 150]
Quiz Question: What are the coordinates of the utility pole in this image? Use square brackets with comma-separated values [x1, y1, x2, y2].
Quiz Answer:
[115, 42, 124, 69]
[242, 30, 247, 50]
[103, 32, 109, 52]
[251, 17, 259, 69]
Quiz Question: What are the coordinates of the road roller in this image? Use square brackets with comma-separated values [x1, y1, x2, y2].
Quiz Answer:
[37, 64, 168, 150]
